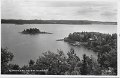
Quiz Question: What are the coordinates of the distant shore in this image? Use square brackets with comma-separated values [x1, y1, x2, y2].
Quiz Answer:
[1, 19, 117, 25]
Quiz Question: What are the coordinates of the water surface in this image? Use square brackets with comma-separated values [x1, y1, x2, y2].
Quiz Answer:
[1, 24, 116, 66]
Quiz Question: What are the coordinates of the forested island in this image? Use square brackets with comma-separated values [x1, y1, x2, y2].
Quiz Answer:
[1, 32, 117, 75]
[21, 28, 52, 34]
[1, 19, 117, 25]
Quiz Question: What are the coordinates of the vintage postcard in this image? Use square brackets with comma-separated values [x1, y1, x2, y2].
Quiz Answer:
[1, 0, 119, 77]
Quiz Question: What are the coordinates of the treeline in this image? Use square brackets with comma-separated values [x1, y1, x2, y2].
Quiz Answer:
[1, 19, 117, 25]
[1, 47, 117, 75]
[22, 28, 40, 34]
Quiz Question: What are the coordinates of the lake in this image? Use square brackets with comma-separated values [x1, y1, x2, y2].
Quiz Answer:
[1, 24, 117, 66]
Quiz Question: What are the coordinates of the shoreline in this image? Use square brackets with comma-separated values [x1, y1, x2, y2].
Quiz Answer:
[1, 19, 117, 25]
[57, 32, 117, 54]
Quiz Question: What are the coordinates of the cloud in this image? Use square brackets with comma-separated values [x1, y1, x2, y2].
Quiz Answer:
[1, 0, 117, 21]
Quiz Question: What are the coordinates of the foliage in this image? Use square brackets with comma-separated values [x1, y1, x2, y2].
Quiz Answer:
[64, 32, 117, 75]
[29, 59, 35, 67]
[21, 28, 52, 34]
[1, 48, 14, 74]
[8, 64, 20, 70]
[35, 50, 69, 75]
[22, 28, 40, 34]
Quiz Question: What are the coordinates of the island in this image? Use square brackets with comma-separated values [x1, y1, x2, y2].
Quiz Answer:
[21, 28, 52, 34]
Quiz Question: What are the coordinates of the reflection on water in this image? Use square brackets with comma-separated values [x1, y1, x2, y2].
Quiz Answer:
[1, 24, 116, 66]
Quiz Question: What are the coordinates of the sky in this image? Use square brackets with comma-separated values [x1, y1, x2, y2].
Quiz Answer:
[1, 0, 117, 22]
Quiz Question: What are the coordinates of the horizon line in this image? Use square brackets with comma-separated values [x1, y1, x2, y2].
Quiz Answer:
[1, 19, 117, 22]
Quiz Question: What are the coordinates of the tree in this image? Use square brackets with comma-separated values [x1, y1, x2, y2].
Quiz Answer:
[67, 48, 80, 73]
[36, 50, 70, 75]
[29, 59, 35, 67]
[1, 48, 14, 74]
[8, 64, 20, 70]
[80, 54, 88, 75]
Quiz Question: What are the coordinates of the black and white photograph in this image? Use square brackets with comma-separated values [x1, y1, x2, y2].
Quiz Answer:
[1, 0, 117, 75]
